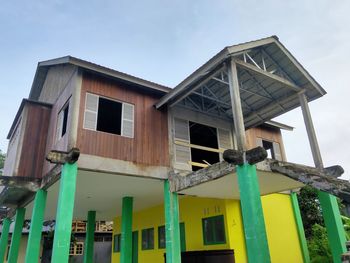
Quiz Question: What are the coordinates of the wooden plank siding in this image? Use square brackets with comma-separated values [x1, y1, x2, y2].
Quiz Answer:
[17, 103, 51, 178]
[245, 126, 287, 161]
[76, 72, 169, 167]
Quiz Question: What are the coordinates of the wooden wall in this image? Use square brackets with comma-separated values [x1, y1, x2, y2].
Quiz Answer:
[18, 103, 51, 178]
[76, 72, 169, 167]
[245, 125, 287, 161]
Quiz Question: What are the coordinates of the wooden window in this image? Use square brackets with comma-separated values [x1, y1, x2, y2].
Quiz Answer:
[142, 228, 154, 250]
[256, 138, 282, 161]
[113, 234, 121, 252]
[202, 215, 226, 245]
[83, 93, 134, 138]
[69, 242, 84, 255]
[56, 102, 69, 141]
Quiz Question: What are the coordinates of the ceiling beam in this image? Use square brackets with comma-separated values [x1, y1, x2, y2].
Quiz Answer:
[234, 59, 304, 92]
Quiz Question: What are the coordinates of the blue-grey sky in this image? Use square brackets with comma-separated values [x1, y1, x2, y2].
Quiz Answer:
[1, 0, 349, 177]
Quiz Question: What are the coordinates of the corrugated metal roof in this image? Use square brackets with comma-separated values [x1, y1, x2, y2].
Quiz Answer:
[155, 36, 326, 129]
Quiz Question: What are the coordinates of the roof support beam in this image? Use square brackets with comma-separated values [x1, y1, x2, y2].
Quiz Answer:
[168, 67, 226, 108]
[234, 59, 303, 92]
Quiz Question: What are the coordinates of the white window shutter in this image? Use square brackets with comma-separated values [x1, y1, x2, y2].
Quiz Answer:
[84, 93, 98, 130]
[122, 103, 134, 138]
[218, 128, 232, 150]
[56, 111, 63, 142]
[173, 118, 191, 169]
[174, 118, 190, 142]
[273, 142, 283, 161]
[256, 137, 263, 147]
[218, 128, 233, 161]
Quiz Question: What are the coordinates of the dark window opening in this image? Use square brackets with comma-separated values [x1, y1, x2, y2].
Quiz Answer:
[61, 104, 69, 137]
[113, 234, 121, 252]
[142, 228, 154, 250]
[202, 215, 226, 245]
[97, 97, 122, 135]
[158, 226, 165, 249]
[262, 140, 274, 159]
[189, 122, 220, 171]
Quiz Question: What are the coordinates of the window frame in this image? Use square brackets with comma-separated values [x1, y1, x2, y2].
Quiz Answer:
[69, 241, 84, 255]
[158, 225, 166, 249]
[56, 101, 70, 142]
[83, 92, 134, 138]
[113, 234, 121, 253]
[141, 228, 154, 250]
[202, 215, 226, 245]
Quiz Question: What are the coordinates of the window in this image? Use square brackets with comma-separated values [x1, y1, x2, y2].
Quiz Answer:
[83, 93, 134, 138]
[142, 228, 154, 250]
[158, 226, 165, 249]
[202, 215, 226, 245]
[158, 223, 186, 251]
[56, 102, 69, 141]
[113, 234, 121, 252]
[256, 138, 282, 161]
[69, 242, 84, 255]
[173, 118, 233, 171]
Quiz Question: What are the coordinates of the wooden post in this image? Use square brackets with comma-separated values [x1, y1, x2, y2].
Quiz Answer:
[228, 58, 271, 263]
[120, 197, 133, 263]
[25, 189, 47, 263]
[299, 93, 346, 263]
[8, 208, 26, 263]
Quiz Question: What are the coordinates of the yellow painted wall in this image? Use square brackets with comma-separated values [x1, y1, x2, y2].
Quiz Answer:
[112, 194, 303, 263]
[261, 193, 304, 263]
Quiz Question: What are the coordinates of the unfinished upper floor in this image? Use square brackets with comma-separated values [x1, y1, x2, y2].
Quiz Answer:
[3, 36, 325, 181]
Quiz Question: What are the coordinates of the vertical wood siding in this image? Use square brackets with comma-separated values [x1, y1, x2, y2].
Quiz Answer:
[77, 72, 169, 167]
[17, 103, 51, 178]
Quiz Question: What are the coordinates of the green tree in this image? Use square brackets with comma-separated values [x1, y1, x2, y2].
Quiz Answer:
[0, 149, 5, 175]
[298, 186, 324, 238]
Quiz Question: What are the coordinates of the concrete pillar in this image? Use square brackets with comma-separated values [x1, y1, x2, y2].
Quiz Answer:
[83, 211, 96, 263]
[8, 208, 26, 263]
[120, 197, 133, 263]
[25, 189, 47, 263]
[51, 163, 78, 263]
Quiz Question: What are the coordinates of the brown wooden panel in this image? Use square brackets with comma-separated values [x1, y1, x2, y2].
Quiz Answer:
[77, 72, 169, 166]
[245, 126, 287, 161]
[17, 103, 51, 178]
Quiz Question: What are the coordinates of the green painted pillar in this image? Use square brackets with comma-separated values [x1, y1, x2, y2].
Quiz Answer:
[51, 162, 78, 263]
[237, 164, 271, 263]
[25, 189, 47, 263]
[120, 197, 133, 263]
[290, 192, 310, 263]
[0, 218, 11, 263]
[8, 207, 26, 263]
[83, 211, 96, 263]
[318, 191, 346, 263]
[164, 180, 181, 263]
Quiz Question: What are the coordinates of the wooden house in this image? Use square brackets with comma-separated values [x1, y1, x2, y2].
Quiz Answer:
[0, 36, 346, 263]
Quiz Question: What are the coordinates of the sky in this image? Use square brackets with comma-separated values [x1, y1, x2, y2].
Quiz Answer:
[0, 0, 349, 178]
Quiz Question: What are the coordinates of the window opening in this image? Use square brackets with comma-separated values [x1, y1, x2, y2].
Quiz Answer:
[113, 234, 121, 252]
[202, 215, 226, 245]
[189, 122, 220, 171]
[97, 97, 122, 135]
[61, 104, 69, 136]
[142, 228, 154, 250]
[262, 140, 274, 159]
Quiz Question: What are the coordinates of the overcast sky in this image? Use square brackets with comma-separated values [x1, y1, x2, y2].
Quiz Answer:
[1, 0, 349, 178]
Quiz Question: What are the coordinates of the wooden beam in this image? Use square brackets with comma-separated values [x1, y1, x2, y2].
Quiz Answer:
[269, 160, 350, 201]
[168, 161, 236, 192]
[234, 59, 303, 92]
[0, 176, 41, 192]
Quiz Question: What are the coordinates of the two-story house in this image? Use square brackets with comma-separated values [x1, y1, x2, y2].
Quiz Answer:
[0, 36, 347, 263]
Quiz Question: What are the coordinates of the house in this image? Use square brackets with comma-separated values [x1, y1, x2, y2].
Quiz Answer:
[0, 36, 346, 263]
